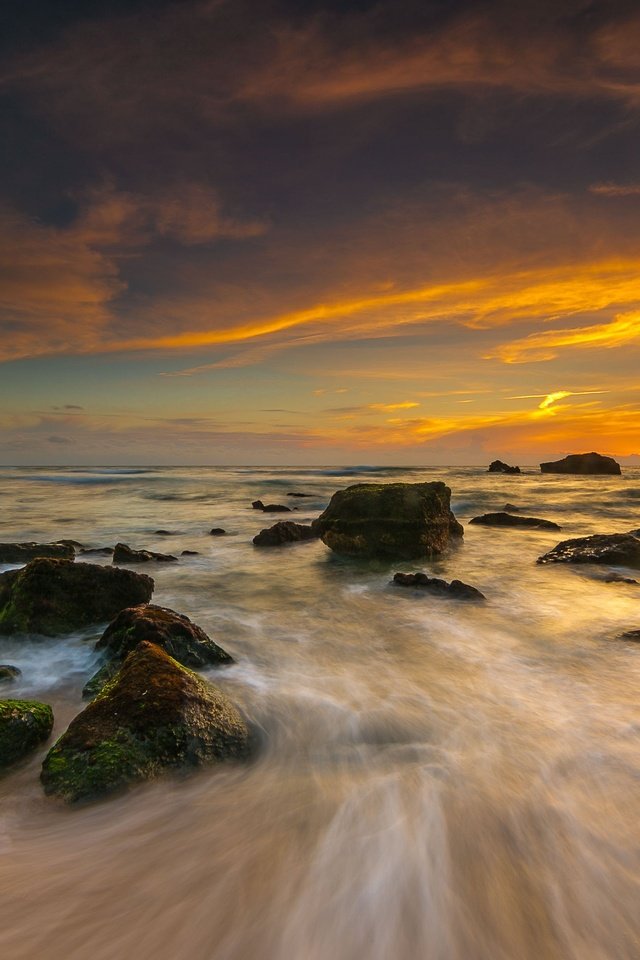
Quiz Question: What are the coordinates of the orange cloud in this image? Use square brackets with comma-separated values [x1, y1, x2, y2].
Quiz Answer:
[490, 311, 640, 363]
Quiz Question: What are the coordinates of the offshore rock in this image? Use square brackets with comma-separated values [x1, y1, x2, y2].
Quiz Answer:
[253, 521, 318, 547]
[0, 699, 53, 768]
[80, 546, 114, 556]
[488, 460, 521, 474]
[619, 630, 640, 642]
[0, 665, 21, 684]
[84, 604, 233, 698]
[113, 543, 177, 564]
[251, 501, 291, 513]
[42, 642, 252, 804]
[469, 512, 561, 530]
[0, 542, 74, 564]
[537, 534, 640, 567]
[209, 528, 227, 536]
[540, 452, 621, 475]
[393, 572, 485, 601]
[312, 482, 463, 560]
[0, 558, 153, 636]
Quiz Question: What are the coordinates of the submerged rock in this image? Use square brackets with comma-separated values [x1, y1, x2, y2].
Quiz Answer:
[0, 665, 21, 684]
[251, 500, 291, 513]
[209, 528, 227, 536]
[469, 512, 561, 530]
[0, 699, 53, 768]
[537, 534, 640, 566]
[80, 546, 114, 556]
[393, 572, 485, 601]
[488, 460, 521, 474]
[84, 604, 233, 698]
[154, 530, 177, 536]
[540, 452, 621, 475]
[42, 642, 252, 803]
[619, 629, 640, 642]
[0, 542, 74, 563]
[112, 543, 177, 564]
[253, 521, 318, 547]
[181, 550, 199, 556]
[287, 492, 314, 497]
[312, 481, 463, 560]
[0, 558, 153, 635]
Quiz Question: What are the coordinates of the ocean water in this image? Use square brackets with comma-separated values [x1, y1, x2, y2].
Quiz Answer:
[0, 464, 639, 960]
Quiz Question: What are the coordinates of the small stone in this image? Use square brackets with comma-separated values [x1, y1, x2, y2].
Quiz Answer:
[112, 543, 177, 564]
[469, 512, 560, 530]
[209, 528, 227, 536]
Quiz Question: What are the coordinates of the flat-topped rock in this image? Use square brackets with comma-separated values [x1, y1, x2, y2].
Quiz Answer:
[537, 533, 640, 566]
[42, 642, 252, 803]
[0, 558, 153, 635]
[488, 460, 521, 474]
[469, 512, 561, 530]
[540, 452, 621, 475]
[0, 542, 74, 563]
[113, 543, 177, 564]
[393, 572, 485, 601]
[253, 521, 318, 547]
[0, 699, 53, 768]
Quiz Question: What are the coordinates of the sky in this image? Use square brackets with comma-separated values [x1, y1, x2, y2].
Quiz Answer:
[1, 0, 640, 465]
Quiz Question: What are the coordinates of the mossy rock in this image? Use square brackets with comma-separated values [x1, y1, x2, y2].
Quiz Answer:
[312, 481, 463, 560]
[0, 542, 74, 563]
[83, 604, 233, 698]
[0, 558, 154, 636]
[0, 699, 54, 768]
[42, 641, 252, 803]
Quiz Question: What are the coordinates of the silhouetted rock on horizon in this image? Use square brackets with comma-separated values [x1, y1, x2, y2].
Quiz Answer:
[0, 699, 53, 768]
[393, 572, 485, 600]
[537, 534, 640, 566]
[313, 481, 463, 560]
[113, 543, 177, 564]
[540, 452, 621, 475]
[488, 460, 521, 474]
[0, 542, 74, 563]
[253, 521, 318, 547]
[469, 512, 561, 530]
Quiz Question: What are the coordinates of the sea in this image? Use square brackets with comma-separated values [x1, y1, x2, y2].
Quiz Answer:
[1, 464, 639, 960]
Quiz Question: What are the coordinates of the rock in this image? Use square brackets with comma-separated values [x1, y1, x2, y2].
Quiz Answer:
[0, 558, 153, 635]
[0, 665, 21, 684]
[252, 500, 264, 509]
[540, 452, 621, 475]
[469, 512, 561, 530]
[112, 543, 177, 564]
[251, 500, 291, 513]
[181, 550, 199, 556]
[312, 481, 463, 560]
[154, 530, 177, 536]
[537, 534, 640, 566]
[604, 575, 638, 585]
[629, 529, 640, 538]
[83, 604, 233, 698]
[253, 521, 318, 547]
[287, 492, 314, 497]
[209, 528, 227, 536]
[488, 460, 521, 474]
[42, 642, 252, 803]
[80, 546, 114, 556]
[55, 539, 84, 551]
[0, 699, 53, 768]
[393, 572, 485, 601]
[504, 504, 520, 512]
[0, 542, 74, 564]
[619, 630, 640, 642]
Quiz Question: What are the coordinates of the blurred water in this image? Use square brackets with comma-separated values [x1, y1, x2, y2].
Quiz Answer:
[0, 464, 639, 960]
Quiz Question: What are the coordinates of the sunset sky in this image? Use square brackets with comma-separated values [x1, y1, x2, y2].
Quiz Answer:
[1, 0, 640, 464]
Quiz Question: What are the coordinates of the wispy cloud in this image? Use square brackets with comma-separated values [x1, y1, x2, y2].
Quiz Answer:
[589, 182, 640, 198]
[490, 311, 640, 363]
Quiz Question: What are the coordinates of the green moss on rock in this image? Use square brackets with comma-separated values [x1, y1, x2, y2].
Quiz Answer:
[42, 641, 252, 803]
[0, 699, 54, 768]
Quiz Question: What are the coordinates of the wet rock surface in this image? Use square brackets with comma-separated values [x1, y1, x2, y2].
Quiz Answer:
[0, 542, 74, 563]
[540, 452, 621, 475]
[253, 521, 318, 547]
[0, 699, 53, 768]
[393, 572, 485, 600]
[537, 533, 640, 566]
[113, 543, 177, 564]
[469, 512, 561, 530]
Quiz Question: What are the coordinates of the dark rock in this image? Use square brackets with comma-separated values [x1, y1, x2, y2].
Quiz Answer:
[540, 452, 621, 475]
[252, 500, 264, 509]
[112, 543, 177, 564]
[55, 539, 84, 551]
[80, 546, 114, 556]
[83, 604, 233, 698]
[393, 572, 485, 601]
[312, 481, 463, 560]
[0, 542, 74, 564]
[504, 504, 520, 512]
[488, 460, 521, 474]
[251, 500, 291, 513]
[209, 528, 227, 536]
[0, 665, 21, 684]
[604, 575, 638, 585]
[629, 529, 640, 538]
[287, 492, 314, 497]
[537, 534, 640, 566]
[0, 558, 153, 635]
[469, 512, 561, 530]
[154, 530, 177, 536]
[253, 521, 318, 547]
[42, 642, 252, 803]
[0, 699, 53, 768]
[181, 550, 199, 556]
[619, 630, 640, 642]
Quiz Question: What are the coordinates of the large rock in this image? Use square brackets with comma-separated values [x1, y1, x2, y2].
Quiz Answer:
[540, 452, 621, 475]
[42, 642, 252, 803]
[84, 604, 233, 698]
[0, 699, 53, 768]
[393, 572, 485, 601]
[488, 460, 521, 474]
[537, 533, 640, 566]
[0, 542, 74, 564]
[312, 482, 463, 560]
[0, 558, 154, 635]
[113, 543, 177, 564]
[253, 521, 318, 547]
[469, 512, 561, 530]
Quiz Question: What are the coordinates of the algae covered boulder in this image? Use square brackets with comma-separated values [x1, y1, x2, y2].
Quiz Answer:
[42, 641, 252, 803]
[312, 481, 463, 560]
[0, 699, 53, 768]
[0, 542, 75, 564]
[540, 452, 621, 475]
[83, 604, 233, 698]
[0, 558, 154, 636]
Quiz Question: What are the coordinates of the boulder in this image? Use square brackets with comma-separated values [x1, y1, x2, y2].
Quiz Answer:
[0, 558, 153, 635]
[312, 481, 463, 560]
[253, 521, 318, 547]
[469, 512, 561, 530]
[0, 665, 21, 684]
[112, 543, 177, 564]
[488, 460, 521, 474]
[0, 542, 74, 564]
[83, 604, 233, 698]
[209, 528, 227, 536]
[0, 699, 53, 768]
[42, 642, 252, 803]
[540, 452, 621, 475]
[393, 572, 485, 601]
[537, 534, 640, 566]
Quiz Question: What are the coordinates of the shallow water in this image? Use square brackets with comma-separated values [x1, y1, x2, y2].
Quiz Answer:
[1, 464, 640, 960]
